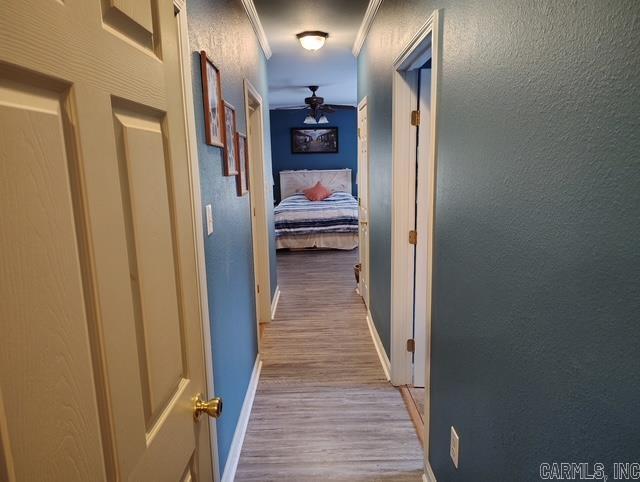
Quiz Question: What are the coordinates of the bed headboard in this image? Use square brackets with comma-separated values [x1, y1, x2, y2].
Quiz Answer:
[279, 169, 352, 199]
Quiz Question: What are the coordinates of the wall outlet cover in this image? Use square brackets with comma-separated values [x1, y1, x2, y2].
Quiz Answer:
[450, 426, 460, 469]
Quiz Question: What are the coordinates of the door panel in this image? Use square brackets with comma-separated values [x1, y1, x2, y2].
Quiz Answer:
[0, 73, 107, 482]
[0, 1, 213, 481]
[358, 101, 370, 307]
[101, 0, 159, 54]
[413, 69, 432, 388]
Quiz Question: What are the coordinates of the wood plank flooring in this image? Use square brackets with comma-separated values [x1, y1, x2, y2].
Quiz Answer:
[235, 249, 424, 481]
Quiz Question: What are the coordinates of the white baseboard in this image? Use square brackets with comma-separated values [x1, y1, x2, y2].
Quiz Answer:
[270, 285, 281, 320]
[365, 309, 391, 381]
[424, 461, 437, 482]
[221, 355, 262, 482]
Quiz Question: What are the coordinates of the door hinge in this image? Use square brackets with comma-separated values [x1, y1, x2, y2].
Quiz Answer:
[253, 207, 256, 217]
[358, 127, 361, 139]
[409, 230, 417, 245]
[407, 338, 415, 353]
[411, 110, 420, 126]
[257, 284, 260, 294]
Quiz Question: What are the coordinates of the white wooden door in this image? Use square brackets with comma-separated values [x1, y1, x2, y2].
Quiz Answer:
[0, 1, 214, 481]
[413, 69, 432, 388]
[358, 98, 370, 307]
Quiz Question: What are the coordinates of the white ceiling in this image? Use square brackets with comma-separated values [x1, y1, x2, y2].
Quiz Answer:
[253, 0, 370, 108]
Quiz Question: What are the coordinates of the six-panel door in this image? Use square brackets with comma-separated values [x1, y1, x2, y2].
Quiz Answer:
[0, 1, 213, 480]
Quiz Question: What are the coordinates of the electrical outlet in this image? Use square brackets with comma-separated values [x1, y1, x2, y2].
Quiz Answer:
[205, 204, 214, 235]
[450, 426, 460, 468]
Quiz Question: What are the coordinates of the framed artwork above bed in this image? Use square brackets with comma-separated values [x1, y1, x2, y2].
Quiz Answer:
[291, 127, 338, 154]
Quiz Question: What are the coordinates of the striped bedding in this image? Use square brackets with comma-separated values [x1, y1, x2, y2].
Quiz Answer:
[274, 192, 359, 250]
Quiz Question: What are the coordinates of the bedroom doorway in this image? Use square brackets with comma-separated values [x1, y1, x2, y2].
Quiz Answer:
[389, 10, 441, 477]
[244, 79, 272, 346]
[358, 97, 370, 309]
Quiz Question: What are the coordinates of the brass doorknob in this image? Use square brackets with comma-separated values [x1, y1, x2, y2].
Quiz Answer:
[193, 394, 223, 420]
[360, 220, 368, 225]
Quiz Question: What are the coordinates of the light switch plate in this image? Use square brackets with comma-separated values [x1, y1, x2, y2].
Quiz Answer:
[205, 204, 214, 235]
[450, 426, 460, 468]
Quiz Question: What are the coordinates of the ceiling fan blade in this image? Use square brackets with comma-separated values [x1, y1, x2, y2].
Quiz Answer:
[324, 104, 356, 110]
[273, 105, 309, 110]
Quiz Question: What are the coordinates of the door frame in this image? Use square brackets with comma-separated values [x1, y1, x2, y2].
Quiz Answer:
[357, 96, 370, 308]
[174, 1, 221, 479]
[243, 79, 272, 344]
[389, 10, 441, 480]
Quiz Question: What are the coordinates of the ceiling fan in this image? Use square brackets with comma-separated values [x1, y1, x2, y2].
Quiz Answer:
[276, 86, 353, 124]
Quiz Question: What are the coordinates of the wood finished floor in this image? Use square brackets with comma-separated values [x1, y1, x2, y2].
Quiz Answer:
[235, 249, 424, 481]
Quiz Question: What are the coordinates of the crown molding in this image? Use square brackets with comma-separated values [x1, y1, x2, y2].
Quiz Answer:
[352, 0, 383, 57]
[240, 0, 272, 59]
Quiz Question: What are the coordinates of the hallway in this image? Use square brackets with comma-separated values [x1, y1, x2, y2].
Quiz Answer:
[235, 249, 424, 481]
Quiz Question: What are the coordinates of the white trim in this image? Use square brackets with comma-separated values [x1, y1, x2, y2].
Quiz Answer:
[175, 1, 220, 480]
[352, 0, 384, 57]
[357, 96, 370, 308]
[240, 0, 272, 59]
[366, 309, 391, 381]
[221, 355, 262, 482]
[244, 79, 272, 340]
[389, 9, 441, 478]
[270, 285, 280, 320]
[393, 16, 436, 68]
[424, 462, 438, 482]
[390, 66, 419, 386]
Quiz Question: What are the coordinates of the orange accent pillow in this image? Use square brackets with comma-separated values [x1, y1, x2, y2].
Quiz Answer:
[303, 182, 332, 201]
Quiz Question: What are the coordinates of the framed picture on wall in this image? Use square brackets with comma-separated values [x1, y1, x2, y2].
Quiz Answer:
[199, 51, 224, 147]
[235, 132, 249, 196]
[291, 127, 338, 154]
[222, 101, 238, 176]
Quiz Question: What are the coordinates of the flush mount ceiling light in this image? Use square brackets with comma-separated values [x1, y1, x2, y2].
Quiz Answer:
[296, 31, 328, 51]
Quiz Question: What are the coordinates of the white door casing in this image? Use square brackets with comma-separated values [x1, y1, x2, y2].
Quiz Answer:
[0, 1, 214, 481]
[389, 9, 441, 478]
[358, 97, 370, 307]
[244, 79, 272, 334]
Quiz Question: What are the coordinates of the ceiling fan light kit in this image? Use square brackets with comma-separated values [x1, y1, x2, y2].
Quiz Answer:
[296, 31, 329, 51]
[278, 86, 354, 125]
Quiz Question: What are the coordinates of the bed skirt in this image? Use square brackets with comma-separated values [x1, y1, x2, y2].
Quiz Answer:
[276, 232, 359, 250]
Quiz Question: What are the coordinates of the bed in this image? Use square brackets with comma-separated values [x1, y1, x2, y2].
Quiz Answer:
[275, 169, 359, 250]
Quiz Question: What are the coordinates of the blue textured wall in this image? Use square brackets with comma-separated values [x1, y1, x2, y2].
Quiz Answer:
[270, 108, 358, 202]
[359, 0, 640, 480]
[187, 0, 277, 473]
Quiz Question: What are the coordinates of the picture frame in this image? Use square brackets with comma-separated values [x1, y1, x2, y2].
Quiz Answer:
[222, 101, 238, 176]
[235, 132, 249, 196]
[291, 127, 339, 154]
[199, 51, 224, 148]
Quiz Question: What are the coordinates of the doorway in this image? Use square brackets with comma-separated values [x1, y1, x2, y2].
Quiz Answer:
[389, 10, 441, 481]
[244, 79, 272, 348]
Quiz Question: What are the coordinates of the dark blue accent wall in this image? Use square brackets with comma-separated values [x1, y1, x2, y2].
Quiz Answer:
[270, 108, 358, 202]
[359, 0, 640, 480]
[188, 0, 277, 474]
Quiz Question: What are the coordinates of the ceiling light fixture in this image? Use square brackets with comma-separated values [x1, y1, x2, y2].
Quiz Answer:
[296, 31, 329, 51]
[303, 114, 318, 124]
[317, 115, 329, 124]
